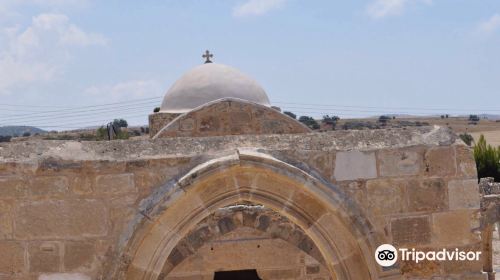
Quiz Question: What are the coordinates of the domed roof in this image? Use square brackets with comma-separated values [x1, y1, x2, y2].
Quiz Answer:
[160, 63, 271, 113]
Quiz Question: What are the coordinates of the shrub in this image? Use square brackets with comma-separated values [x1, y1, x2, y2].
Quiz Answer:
[473, 135, 500, 181]
[378, 115, 391, 124]
[22, 132, 31, 137]
[342, 121, 379, 130]
[96, 126, 107, 141]
[459, 133, 474, 146]
[0, 136, 12, 142]
[116, 130, 129, 140]
[154, 107, 160, 113]
[322, 115, 340, 130]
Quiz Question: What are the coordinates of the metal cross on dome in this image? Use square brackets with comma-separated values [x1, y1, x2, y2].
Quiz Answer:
[202, 50, 213, 64]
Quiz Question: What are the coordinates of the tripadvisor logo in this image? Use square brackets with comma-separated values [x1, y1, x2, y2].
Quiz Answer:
[375, 244, 482, 267]
[375, 244, 398, 267]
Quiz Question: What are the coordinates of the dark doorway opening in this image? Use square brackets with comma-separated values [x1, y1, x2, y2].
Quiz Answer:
[214, 269, 262, 280]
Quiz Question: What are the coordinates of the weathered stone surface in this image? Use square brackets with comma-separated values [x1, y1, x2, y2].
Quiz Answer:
[454, 145, 478, 178]
[424, 147, 457, 177]
[0, 127, 456, 162]
[68, 176, 93, 195]
[258, 268, 301, 279]
[64, 242, 95, 271]
[148, 112, 181, 137]
[30, 176, 69, 196]
[306, 265, 320, 274]
[0, 176, 27, 197]
[400, 258, 440, 278]
[38, 273, 91, 280]
[0, 125, 477, 280]
[0, 241, 24, 273]
[334, 151, 377, 181]
[432, 210, 476, 246]
[29, 241, 61, 272]
[337, 180, 367, 209]
[154, 99, 310, 138]
[391, 216, 431, 245]
[15, 200, 107, 239]
[0, 200, 13, 239]
[442, 244, 483, 274]
[447, 179, 480, 210]
[289, 190, 328, 223]
[366, 178, 407, 215]
[377, 148, 423, 177]
[95, 173, 136, 195]
[407, 179, 447, 212]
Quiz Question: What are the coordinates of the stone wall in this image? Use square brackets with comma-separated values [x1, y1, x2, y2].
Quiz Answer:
[152, 98, 311, 138]
[148, 112, 180, 137]
[0, 126, 484, 280]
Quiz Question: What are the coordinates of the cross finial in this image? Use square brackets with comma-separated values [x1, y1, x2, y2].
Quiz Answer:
[202, 50, 213, 64]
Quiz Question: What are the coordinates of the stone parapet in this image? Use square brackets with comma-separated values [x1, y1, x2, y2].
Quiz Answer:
[0, 126, 483, 279]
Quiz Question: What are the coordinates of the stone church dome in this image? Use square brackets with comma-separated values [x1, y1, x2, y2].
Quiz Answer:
[160, 63, 271, 113]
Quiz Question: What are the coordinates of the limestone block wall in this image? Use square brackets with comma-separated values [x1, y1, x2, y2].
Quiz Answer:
[152, 98, 311, 138]
[0, 127, 483, 280]
[148, 112, 180, 137]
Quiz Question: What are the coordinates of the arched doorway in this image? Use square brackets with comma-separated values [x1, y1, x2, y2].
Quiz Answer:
[164, 205, 331, 279]
[214, 270, 261, 280]
[115, 150, 395, 280]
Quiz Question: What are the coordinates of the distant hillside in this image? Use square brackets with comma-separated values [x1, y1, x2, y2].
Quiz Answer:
[0, 126, 47, 136]
[457, 114, 500, 120]
[478, 114, 500, 120]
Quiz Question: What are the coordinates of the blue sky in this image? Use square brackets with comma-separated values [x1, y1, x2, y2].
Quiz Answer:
[0, 0, 500, 129]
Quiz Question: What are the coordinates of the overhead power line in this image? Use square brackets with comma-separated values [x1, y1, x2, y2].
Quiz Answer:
[0, 101, 159, 123]
[0, 96, 162, 109]
[272, 101, 500, 113]
[1, 97, 498, 131]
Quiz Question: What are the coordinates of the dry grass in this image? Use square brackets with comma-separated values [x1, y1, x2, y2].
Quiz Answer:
[337, 116, 500, 147]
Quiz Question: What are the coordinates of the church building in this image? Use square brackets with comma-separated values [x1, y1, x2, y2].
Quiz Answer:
[0, 52, 487, 280]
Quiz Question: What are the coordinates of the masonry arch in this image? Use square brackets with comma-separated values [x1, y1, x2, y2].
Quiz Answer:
[117, 150, 397, 280]
[165, 205, 330, 279]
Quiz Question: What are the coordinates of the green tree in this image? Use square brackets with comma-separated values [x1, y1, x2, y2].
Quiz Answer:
[298, 116, 320, 130]
[378, 115, 391, 124]
[113, 119, 128, 128]
[469, 115, 480, 122]
[322, 115, 340, 130]
[473, 135, 500, 181]
[283, 111, 296, 119]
